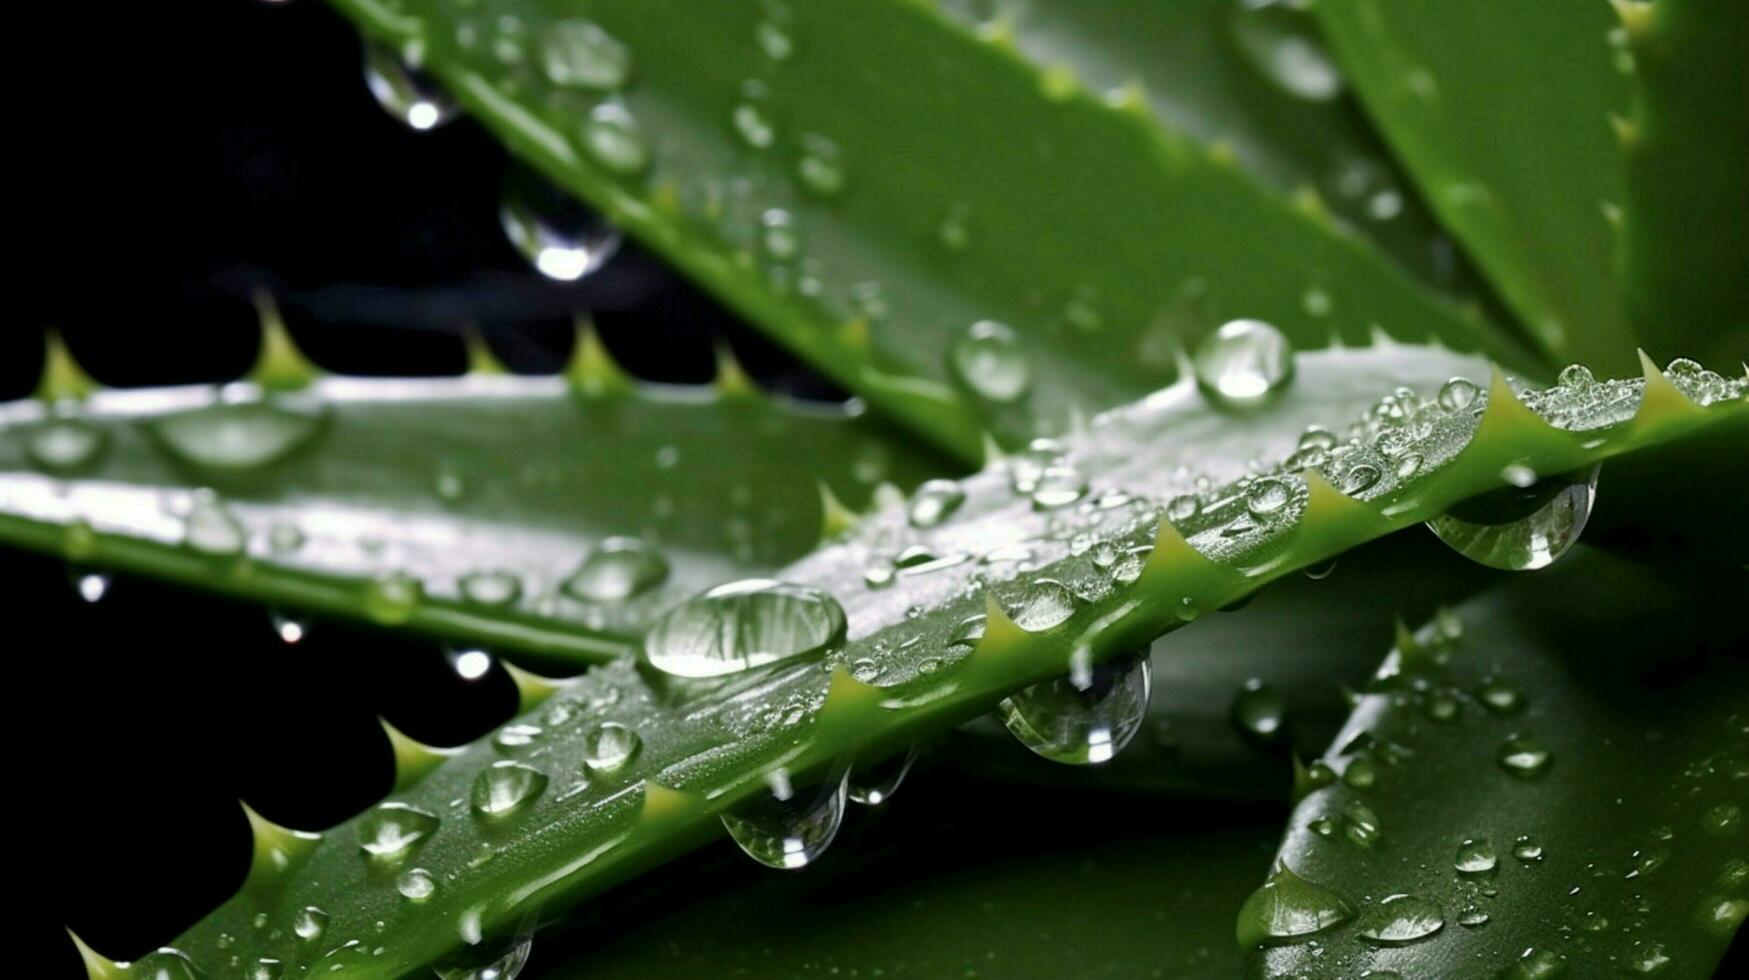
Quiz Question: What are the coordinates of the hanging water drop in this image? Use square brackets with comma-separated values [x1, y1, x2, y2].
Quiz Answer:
[357, 802, 441, 860]
[71, 568, 110, 604]
[432, 935, 533, 980]
[997, 650, 1150, 764]
[582, 722, 641, 774]
[270, 612, 305, 644]
[470, 762, 548, 817]
[363, 42, 456, 131]
[643, 579, 846, 677]
[1231, 678, 1286, 741]
[1356, 894, 1445, 946]
[1426, 464, 1599, 570]
[499, 168, 620, 282]
[1192, 319, 1294, 407]
[720, 768, 848, 870]
[564, 537, 669, 602]
[540, 19, 631, 90]
[848, 747, 918, 805]
[950, 320, 1031, 404]
[1235, 863, 1355, 948]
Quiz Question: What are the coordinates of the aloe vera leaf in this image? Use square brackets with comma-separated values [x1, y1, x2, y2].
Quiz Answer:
[538, 776, 1276, 980]
[324, 0, 1531, 460]
[932, 0, 1479, 296]
[944, 533, 1500, 802]
[1315, 0, 1637, 371]
[1614, 0, 1749, 365]
[0, 328, 949, 668]
[1245, 549, 1748, 978]
[77, 345, 1748, 979]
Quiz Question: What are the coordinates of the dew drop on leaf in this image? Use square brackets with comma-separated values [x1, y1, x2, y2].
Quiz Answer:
[470, 762, 548, 817]
[720, 768, 848, 870]
[1355, 893, 1445, 946]
[1192, 319, 1294, 407]
[396, 867, 437, 903]
[432, 934, 533, 980]
[22, 417, 106, 473]
[540, 19, 631, 91]
[357, 802, 441, 859]
[997, 650, 1150, 765]
[1235, 862, 1354, 948]
[950, 320, 1032, 404]
[907, 479, 966, 528]
[581, 103, 651, 176]
[643, 579, 845, 677]
[582, 722, 641, 774]
[564, 537, 669, 602]
[1230, 678, 1285, 741]
[1497, 734, 1552, 779]
[1426, 464, 1599, 570]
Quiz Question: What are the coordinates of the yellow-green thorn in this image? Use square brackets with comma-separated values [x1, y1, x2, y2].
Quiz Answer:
[837, 316, 872, 353]
[241, 801, 322, 890]
[1039, 62, 1080, 101]
[972, 591, 1027, 659]
[248, 290, 320, 391]
[1291, 755, 1333, 804]
[817, 482, 861, 539]
[566, 317, 633, 396]
[1297, 469, 1391, 554]
[379, 717, 458, 792]
[66, 929, 126, 980]
[712, 340, 759, 399]
[640, 780, 699, 823]
[503, 661, 566, 713]
[1105, 77, 1149, 116]
[466, 329, 509, 376]
[816, 664, 884, 741]
[1610, 113, 1639, 149]
[1609, 0, 1655, 39]
[1138, 517, 1240, 601]
[1470, 365, 1563, 450]
[979, 431, 1007, 465]
[36, 329, 99, 402]
[1631, 348, 1702, 431]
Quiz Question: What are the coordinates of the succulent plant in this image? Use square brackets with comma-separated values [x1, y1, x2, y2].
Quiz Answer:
[23, 0, 1745, 977]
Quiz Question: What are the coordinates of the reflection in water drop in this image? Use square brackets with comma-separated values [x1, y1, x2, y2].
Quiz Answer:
[432, 934, 533, 980]
[470, 762, 548, 817]
[21, 417, 107, 473]
[1192, 319, 1294, 407]
[950, 320, 1032, 404]
[644, 579, 846, 678]
[721, 768, 849, 870]
[500, 168, 620, 282]
[1236, 863, 1354, 948]
[148, 401, 324, 474]
[564, 537, 669, 602]
[363, 43, 457, 131]
[848, 747, 918, 805]
[1426, 464, 1599, 570]
[998, 651, 1151, 765]
[1355, 893, 1445, 947]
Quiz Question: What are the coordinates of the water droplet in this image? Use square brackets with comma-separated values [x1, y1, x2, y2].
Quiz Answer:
[1701, 802, 1742, 836]
[1192, 319, 1294, 407]
[540, 19, 630, 90]
[1626, 944, 1671, 975]
[132, 949, 201, 980]
[644, 579, 846, 677]
[1557, 364, 1595, 388]
[397, 867, 437, 902]
[363, 43, 456, 131]
[493, 723, 543, 754]
[583, 722, 641, 774]
[997, 651, 1150, 764]
[365, 572, 423, 625]
[1513, 834, 1545, 862]
[1005, 579, 1080, 631]
[721, 769, 848, 869]
[499, 169, 620, 282]
[1476, 678, 1524, 716]
[732, 101, 776, 149]
[1235, 863, 1355, 948]
[293, 905, 328, 941]
[460, 570, 522, 608]
[1457, 906, 1491, 929]
[432, 935, 533, 980]
[21, 417, 106, 473]
[358, 802, 440, 861]
[1438, 376, 1479, 412]
[796, 133, 846, 197]
[452, 648, 494, 681]
[471, 762, 547, 817]
[1455, 837, 1499, 877]
[760, 208, 800, 260]
[184, 498, 246, 557]
[1356, 893, 1445, 946]
[1030, 465, 1088, 510]
[1231, 678, 1285, 741]
[938, 203, 972, 251]
[1499, 947, 1566, 979]
[149, 400, 325, 475]
[1246, 478, 1291, 517]
[1231, 4, 1343, 102]
[248, 959, 283, 980]
[564, 537, 669, 602]
[950, 320, 1031, 403]
[1497, 734, 1552, 778]
[581, 103, 650, 176]
[1303, 558, 1338, 580]
[848, 747, 918, 805]
[907, 479, 966, 528]
[72, 569, 110, 604]
[755, 19, 793, 60]
[1426, 464, 1599, 570]
[1342, 800, 1382, 847]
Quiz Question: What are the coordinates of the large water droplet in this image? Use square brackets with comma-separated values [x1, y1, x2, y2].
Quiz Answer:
[1005, 579, 1081, 631]
[1497, 734, 1552, 779]
[358, 802, 440, 860]
[1455, 837, 1499, 877]
[582, 722, 641, 774]
[20, 417, 106, 473]
[950, 320, 1031, 404]
[564, 537, 669, 602]
[998, 651, 1151, 764]
[1236, 863, 1355, 948]
[397, 867, 437, 902]
[848, 747, 918, 805]
[1426, 464, 1599, 570]
[432, 935, 533, 980]
[907, 479, 966, 528]
[1356, 893, 1445, 946]
[292, 906, 327, 941]
[1192, 319, 1294, 407]
[1231, 678, 1285, 742]
[499, 169, 620, 282]
[470, 762, 548, 817]
[643, 579, 846, 677]
[721, 769, 848, 870]
[363, 43, 456, 131]
[1029, 465, 1088, 510]
[541, 18, 630, 90]
[149, 402, 324, 474]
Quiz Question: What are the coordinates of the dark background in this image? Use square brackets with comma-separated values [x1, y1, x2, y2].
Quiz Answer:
[10, 2, 1742, 978]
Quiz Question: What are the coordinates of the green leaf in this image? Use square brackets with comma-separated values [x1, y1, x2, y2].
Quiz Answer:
[96, 346, 1746, 979]
[1316, 0, 1637, 371]
[1614, 0, 1749, 365]
[1245, 549, 1748, 978]
[536, 777, 1277, 980]
[932, 0, 1482, 294]
[326, 0, 1529, 460]
[942, 533, 1500, 802]
[0, 326, 949, 668]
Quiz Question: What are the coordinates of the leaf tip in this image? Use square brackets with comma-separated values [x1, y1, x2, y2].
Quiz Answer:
[66, 929, 125, 980]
